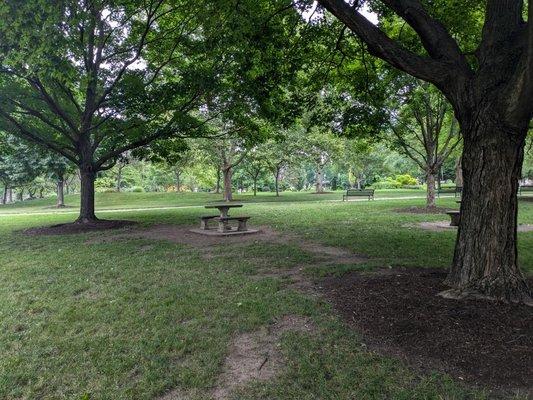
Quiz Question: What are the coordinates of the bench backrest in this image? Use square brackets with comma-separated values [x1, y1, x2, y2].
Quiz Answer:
[346, 189, 374, 195]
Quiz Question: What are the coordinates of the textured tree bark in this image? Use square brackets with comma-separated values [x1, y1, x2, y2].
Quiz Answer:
[443, 117, 531, 303]
[77, 168, 97, 223]
[426, 172, 437, 209]
[56, 177, 65, 208]
[222, 166, 232, 201]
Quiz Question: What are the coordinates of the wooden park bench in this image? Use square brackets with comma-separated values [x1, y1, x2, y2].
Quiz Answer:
[342, 188, 375, 201]
[518, 185, 533, 196]
[437, 186, 462, 198]
[215, 216, 251, 232]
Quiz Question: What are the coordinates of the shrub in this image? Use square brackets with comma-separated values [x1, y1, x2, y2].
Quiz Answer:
[130, 186, 144, 192]
[395, 174, 418, 186]
[369, 178, 402, 189]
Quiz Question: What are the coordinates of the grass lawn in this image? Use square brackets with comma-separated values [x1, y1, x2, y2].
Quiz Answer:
[0, 191, 531, 399]
[0, 189, 429, 214]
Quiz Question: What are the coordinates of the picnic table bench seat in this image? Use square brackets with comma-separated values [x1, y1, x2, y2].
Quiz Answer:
[199, 215, 219, 230]
[343, 189, 375, 201]
[215, 216, 250, 232]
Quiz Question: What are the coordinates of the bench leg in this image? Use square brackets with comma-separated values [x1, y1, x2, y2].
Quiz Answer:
[237, 219, 248, 231]
[218, 220, 231, 233]
[200, 219, 210, 230]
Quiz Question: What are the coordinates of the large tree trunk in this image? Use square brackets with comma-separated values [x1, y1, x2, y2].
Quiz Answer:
[426, 172, 437, 209]
[56, 176, 65, 208]
[443, 119, 531, 303]
[222, 166, 232, 201]
[77, 168, 97, 223]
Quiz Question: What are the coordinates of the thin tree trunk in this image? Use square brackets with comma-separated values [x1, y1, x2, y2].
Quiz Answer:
[116, 167, 122, 192]
[2, 186, 6, 204]
[274, 167, 280, 197]
[442, 120, 531, 303]
[426, 172, 437, 209]
[315, 165, 324, 193]
[215, 167, 221, 194]
[222, 166, 232, 201]
[18, 189, 24, 201]
[7, 188, 12, 203]
[56, 176, 65, 208]
[253, 175, 257, 196]
[77, 168, 97, 223]
[175, 169, 181, 192]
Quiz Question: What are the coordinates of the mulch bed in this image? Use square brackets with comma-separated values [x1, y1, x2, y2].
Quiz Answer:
[22, 220, 137, 236]
[394, 206, 450, 214]
[320, 268, 533, 395]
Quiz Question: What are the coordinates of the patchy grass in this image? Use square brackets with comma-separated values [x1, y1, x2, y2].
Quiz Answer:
[0, 192, 531, 399]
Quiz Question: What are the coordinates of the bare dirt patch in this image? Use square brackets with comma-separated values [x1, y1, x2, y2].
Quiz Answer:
[22, 220, 137, 236]
[320, 268, 533, 395]
[394, 206, 449, 214]
[212, 315, 316, 400]
[86, 224, 279, 247]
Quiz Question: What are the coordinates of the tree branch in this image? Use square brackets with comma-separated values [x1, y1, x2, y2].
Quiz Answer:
[0, 109, 79, 164]
[382, 0, 468, 67]
[317, 0, 458, 86]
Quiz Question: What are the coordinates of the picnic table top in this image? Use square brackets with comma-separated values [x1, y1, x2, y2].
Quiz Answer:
[204, 203, 243, 209]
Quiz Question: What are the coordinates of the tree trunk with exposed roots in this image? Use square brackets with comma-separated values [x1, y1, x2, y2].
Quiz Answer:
[77, 167, 97, 223]
[443, 117, 531, 303]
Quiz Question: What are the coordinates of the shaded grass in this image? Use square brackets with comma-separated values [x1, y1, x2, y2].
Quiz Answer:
[0, 192, 531, 399]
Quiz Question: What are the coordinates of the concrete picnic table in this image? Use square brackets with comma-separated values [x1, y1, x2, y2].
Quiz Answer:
[204, 203, 243, 218]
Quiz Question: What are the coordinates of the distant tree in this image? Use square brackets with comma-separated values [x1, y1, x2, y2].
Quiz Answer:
[0, 134, 43, 203]
[387, 82, 462, 209]
[296, 127, 343, 193]
[241, 150, 268, 196]
[341, 138, 382, 189]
